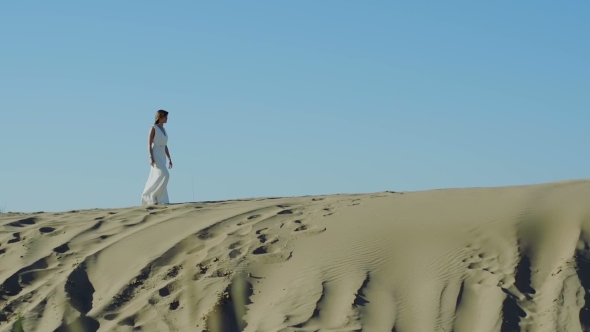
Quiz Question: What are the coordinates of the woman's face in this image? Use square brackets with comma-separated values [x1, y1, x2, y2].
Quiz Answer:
[160, 114, 168, 124]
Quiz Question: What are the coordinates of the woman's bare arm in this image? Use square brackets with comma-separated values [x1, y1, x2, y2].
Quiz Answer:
[165, 146, 171, 161]
[148, 127, 155, 163]
[165, 146, 173, 168]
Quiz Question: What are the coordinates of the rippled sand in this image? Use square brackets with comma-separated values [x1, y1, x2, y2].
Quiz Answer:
[2, 179, 590, 332]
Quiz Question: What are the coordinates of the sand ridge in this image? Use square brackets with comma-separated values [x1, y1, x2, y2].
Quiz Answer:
[1, 180, 590, 331]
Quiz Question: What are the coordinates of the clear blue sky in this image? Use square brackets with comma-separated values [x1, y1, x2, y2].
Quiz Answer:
[1, 1, 588, 213]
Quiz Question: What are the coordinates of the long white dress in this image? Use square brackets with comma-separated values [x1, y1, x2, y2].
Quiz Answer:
[141, 125, 170, 205]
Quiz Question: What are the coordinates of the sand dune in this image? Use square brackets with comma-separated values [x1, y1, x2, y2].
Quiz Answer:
[1, 180, 590, 332]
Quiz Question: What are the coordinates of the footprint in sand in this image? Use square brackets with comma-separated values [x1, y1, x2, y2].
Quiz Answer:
[117, 316, 136, 327]
[294, 225, 308, 232]
[229, 249, 242, 259]
[194, 264, 209, 280]
[229, 241, 242, 249]
[209, 268, 232, 278]
[322, 207, 335, 217]
[8, 232, 21, 244]
[159, 285, 172, 297]
[195, 258, 223, 280]
[250, 244, 293, 265]
[169, 299, 180, 310]
[7, 217, 37, 228]
[196, 228, 215, 240]
[257, 234, 278, 244]
[464, 253, 503, 278]
[104, 314, 118, 321]
[238, 214, 262, 226]
[165, 265, 182, 280]
[253, 245, 277, 255]
[53, 243, 70, 253]
[286, 219, 326, 236]
[39, 227, 55, 234]
[349, 199, 362, 206]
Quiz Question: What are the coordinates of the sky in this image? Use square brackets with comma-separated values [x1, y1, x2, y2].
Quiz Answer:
[1, 1, 589, 213]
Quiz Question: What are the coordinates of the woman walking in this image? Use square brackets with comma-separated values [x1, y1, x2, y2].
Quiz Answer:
[141, 110, 173, 205]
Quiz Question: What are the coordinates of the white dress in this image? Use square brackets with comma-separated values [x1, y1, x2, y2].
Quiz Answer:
[141, 125, 170, 205]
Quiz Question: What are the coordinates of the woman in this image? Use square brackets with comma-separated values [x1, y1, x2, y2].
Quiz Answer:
[141, 110, 173, 205]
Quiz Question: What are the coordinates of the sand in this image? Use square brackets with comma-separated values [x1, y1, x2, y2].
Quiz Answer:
[1, 179, 590, 332]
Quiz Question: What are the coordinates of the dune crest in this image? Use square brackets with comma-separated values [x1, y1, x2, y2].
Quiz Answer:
[1, 180, 590, 332]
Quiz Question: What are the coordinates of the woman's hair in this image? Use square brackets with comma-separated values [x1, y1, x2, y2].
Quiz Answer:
[154, 110, 169, 125]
